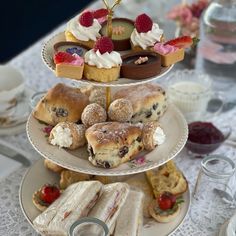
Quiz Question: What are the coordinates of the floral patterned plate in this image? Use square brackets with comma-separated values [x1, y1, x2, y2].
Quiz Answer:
[19, 158, 190, 236]
[26, 103, 188, 176]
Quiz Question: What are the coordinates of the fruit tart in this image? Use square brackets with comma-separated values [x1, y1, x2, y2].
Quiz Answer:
[84, 37, 122, 82]
[130, 13, 164, 51]
[153, 36, 195, 66]
[54, 52, 84, 80]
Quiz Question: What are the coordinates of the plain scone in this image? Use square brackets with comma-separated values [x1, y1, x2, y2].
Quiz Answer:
[86, 122, 144, 168]
[33, 83, 89, 126]
[113, 83, 167, 123]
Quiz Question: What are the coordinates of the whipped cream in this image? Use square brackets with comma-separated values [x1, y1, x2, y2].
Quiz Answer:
[154, 43, 178, 55]
[153, 127, 166, 146]
[66, 15, 101, 41]
[85, 50, 122, 69]
[131, 23, 163, 49]
[50, 126, 72, 148]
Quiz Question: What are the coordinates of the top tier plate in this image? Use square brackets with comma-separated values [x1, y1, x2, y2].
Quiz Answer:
[42, 32, 174, 87]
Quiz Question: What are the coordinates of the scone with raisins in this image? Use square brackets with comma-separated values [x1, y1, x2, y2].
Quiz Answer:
[33, 83, 89, 126]
[113, 83, 167, 123]
[85, 122, 144, 168]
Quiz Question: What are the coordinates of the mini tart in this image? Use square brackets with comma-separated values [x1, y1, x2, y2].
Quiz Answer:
[130, 42, 153, 52]
[65, 31, 95, 49]
[156, 48, 185, 67]
[84, 64, 121, 82]
[100, 18, 134, 51]
[149, 200, 181, 223]
[83, 37, 122, 83]
[121, 51, 161, 79]
[54, 41, 90, 56]
[55, 63, 84, 80]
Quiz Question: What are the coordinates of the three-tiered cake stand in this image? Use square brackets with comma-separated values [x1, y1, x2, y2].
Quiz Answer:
[20, 1, 190, 235]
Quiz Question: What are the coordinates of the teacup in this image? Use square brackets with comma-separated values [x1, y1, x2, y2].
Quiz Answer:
[0, 65, 25, 116]
[166, 70, 223, 122]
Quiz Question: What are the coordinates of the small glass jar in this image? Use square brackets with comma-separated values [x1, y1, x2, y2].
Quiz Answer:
[69, 217, 109, 236]
[190, 155, 236, 232]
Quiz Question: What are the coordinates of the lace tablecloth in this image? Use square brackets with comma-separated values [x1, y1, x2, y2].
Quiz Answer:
[1, 1, 236, 235]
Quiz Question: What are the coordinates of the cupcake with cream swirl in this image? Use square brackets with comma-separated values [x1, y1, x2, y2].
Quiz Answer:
[84, 37, 122, 82]
[65, 11, 102, 49]
[131, 13, 164, 51]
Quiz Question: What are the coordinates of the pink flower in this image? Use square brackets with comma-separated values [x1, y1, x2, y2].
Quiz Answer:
[167, 5, 193, 25]
[43, 125, 53, 136]
[135, 156, 146, 165]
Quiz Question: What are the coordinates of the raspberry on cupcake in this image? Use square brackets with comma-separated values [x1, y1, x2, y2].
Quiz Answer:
[53, 52, 84, 80]
[130, 13, 164, 51]
[83, 37, 122, 82]
[65, 10, 107, 49]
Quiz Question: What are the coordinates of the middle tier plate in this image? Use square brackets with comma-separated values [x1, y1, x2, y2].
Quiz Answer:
[42, 32, 174, 87]
[26, 103, 188, 176]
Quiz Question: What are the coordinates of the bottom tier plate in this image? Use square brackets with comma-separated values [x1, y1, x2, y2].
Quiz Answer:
[19, 159, 190, 236]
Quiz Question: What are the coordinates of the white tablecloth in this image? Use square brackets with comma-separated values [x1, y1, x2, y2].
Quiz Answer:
[1, 1, 236, 235]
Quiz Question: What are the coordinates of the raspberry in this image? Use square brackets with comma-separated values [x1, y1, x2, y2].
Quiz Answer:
[93, 8, 109, 19]
[94, 37, 114, 54]
[79, 11, 94, 27]
[54, 52, 75, 64]
[135, 13, 153, 33]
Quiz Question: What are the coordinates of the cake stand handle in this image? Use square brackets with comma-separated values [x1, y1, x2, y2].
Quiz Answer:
[106, 87, 111, 110]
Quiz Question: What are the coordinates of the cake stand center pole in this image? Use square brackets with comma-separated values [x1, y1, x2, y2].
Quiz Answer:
[106, 87, 111, 110]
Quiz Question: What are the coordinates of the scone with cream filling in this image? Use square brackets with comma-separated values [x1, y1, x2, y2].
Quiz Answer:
[142, 121, 166, 151]
[49, 122, 86, 150]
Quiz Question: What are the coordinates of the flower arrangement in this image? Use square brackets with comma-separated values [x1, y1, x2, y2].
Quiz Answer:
[167, 0, 209, 37]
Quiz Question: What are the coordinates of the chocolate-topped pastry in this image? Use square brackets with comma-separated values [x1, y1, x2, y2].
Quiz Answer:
[100, 18, 134, 51]
[121, 51, 161, 79]
[54, 41, 90, 57]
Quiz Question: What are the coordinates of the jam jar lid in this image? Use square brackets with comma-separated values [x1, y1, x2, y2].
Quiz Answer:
[201, 155, 235, 179]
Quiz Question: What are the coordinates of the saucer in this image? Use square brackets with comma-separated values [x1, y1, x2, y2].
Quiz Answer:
[0, 87, 35, 135]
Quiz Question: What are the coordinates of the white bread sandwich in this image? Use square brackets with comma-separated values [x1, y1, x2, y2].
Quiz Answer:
[33, 181, 103, 236]
[88, 182, 130, 234]
[114, 190, 144, 236]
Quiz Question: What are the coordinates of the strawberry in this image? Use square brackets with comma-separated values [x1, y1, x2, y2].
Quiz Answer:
[40, 184, 60, 204]
[135, 13, 153, 33]
[93, 8, 109, 19]
[157, 192, 176, 211]
[164, 36, 194, 49]
[94, 36, 114, 54]
[54, 52, 75, 64]
[79, 11, 94, 27]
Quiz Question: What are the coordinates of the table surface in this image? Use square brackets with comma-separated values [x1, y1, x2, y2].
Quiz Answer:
[1, 1, 236, 235]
